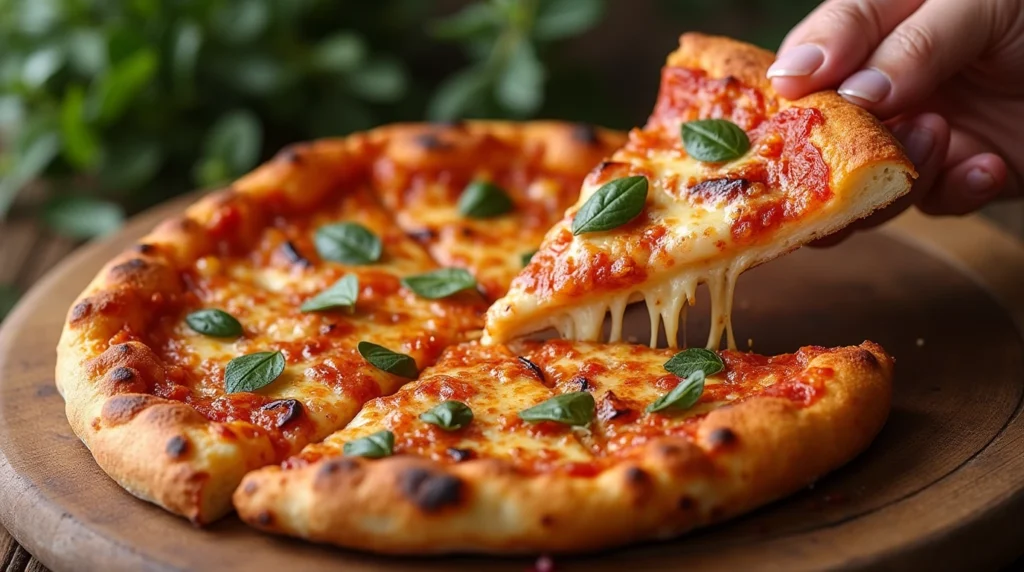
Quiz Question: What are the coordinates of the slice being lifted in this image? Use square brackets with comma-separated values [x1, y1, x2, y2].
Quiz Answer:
[483, 34, 916, 349]
[235, 339, 893, 554]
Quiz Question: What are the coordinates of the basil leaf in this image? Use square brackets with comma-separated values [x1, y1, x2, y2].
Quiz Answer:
[225, 351, 285, 393]
[419, 400, 473, 430]
[663, 348, 724, 379]
[458, 180, 514, 218]
[186, 308, 243, 338]
[520, 250, 537, 267]
[646, 370, 705, 413]
[401, 268, 477, 299]
[357, 341, 419, 378]
[680, 119, 750, 162]
[300, 273, 359, 313]
[314, 222, 382, 265]
[519, 391, 595, 426]
[571, 175, 648, 235]
[343, 430, 394, 458]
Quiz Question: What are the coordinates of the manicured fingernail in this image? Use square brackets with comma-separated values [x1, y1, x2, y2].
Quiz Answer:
[838, 68, 892, 103]
[901, 126, 935, 166]
[766, 44, 825, 78]
[965, 168, 996, 196]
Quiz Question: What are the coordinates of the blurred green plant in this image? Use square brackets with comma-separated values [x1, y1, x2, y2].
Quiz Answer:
[0, 0, 609, 243]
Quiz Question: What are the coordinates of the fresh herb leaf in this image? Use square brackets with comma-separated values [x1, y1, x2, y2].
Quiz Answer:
[646, 370, 705, 413]
[571, 175, 648, 235]
[186, 308, 243, 337]
[520, 250, 537, 267]
[314, 222, 382, 265]
[457, 180, 514, 218]
[357, 341, 418, 378]
[401, 268, 477, 299]
[343, 430, 394, 458]
[519, 391, 595, 426]
[419, 400, 473, 430]
[225, 351, 285, 393]
[680, 119, 750, 162]
[663, 348, 724, 379]
[300, 273, 359, 313]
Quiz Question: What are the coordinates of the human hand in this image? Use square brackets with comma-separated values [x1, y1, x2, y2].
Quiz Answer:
[766, 0, 1024, 240]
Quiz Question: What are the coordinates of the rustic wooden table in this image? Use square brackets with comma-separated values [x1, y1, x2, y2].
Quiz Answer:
[1, 203, 1023, 571]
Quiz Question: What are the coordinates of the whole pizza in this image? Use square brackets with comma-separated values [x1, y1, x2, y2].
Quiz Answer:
[56, 35, 911, 554]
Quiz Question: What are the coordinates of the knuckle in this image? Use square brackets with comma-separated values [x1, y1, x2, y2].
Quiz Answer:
[887, 23, 937, 65]
[820, 0, 887, 43]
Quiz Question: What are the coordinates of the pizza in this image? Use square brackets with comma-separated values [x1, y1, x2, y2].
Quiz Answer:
[55, 33, 903, 557]
[55, 121, 622, 523]
[234, 339, 892, 553]
[483, 33, 916, 350]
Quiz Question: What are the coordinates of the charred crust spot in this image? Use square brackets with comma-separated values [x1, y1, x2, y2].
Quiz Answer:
[255, 510, 274, 527]
[133, 243, 155, 254]
[115, 343, 131, 355]
[319, 458, 360, 477]
[446, 447, 474, 462]
[279, 241, 311, 267]
[242, 481, 258, 495]
[568, 375, 590, 392]
[689, 178, 751, 202]
[101, 394, 158, 425]
[70, 301, 92, 323]
[517, 356, 545, 383]
[109, 367, 135, 382]
[540, 514, 556, 527]
[707, 428, 737, 449]
[414, 133, 452, 151]
[571, 123, 600, 145]
[109, 258, 147, 279]
[459, 227, 475, 238]
[678, 496, 696, 511]
[277, 145, 304, 164]
[166, 435, 189, 459]
[624, 466, 649, 485]
[854, 349, 880, 369]
[597, 391, 631, 422]
[406, 229, 437, 242]
[398, 468, 464, 513]
[656, 443, 683, 458]
[262, 399, 302, 428]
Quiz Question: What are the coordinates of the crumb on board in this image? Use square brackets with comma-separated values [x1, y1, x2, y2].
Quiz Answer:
[916, 338, 925, 347]
[747, 338, 754, 349]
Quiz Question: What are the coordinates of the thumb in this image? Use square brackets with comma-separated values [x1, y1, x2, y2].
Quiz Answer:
[835, 0, 999, 118]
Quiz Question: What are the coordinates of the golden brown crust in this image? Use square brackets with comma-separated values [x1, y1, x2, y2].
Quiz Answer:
[56, 120, 621, 524]
[233, 342, 893, 554]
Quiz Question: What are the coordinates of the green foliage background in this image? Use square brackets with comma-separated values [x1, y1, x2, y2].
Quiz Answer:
[0, 0, 818, 236]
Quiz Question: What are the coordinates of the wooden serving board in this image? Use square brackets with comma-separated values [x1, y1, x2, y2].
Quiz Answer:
[2, 194, 1024, 572]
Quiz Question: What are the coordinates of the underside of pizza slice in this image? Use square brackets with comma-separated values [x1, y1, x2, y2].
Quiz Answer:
[484, 34, 916, 349]
[234, 339, 892, 554]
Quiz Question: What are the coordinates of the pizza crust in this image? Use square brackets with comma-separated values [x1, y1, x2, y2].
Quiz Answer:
[56, 121, 620, 524]
[234, 342, 892, 553]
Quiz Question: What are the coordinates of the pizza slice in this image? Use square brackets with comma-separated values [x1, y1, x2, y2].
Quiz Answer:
[484, 34, 915, 349]
[234, 339, 891, 553]
[371, 122, 624, 300]
[58, 122, 593, 524]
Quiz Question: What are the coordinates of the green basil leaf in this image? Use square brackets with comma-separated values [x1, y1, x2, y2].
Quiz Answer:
[419, 400, 473, 430]
[401, 268, 477, 299]
[457, 180, 514, 218]
[571, 176, 648, 235]
[663, 348, 724, 379]
[520, 250, 537, 267]
[186, 308, 243, 337]
[646, 370, 705, 414]
[357, 341, 418, 378]
[225, 351, 285, 394]
[314, 222, 382, 265]
[519, 391, 595, 426]
[680, 119, 750, 162]
[343, 429, 394, 458]
[300, 273, 359, 313]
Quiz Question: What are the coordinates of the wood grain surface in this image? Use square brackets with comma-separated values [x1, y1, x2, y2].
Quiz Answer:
[1, 196, 1024, 571]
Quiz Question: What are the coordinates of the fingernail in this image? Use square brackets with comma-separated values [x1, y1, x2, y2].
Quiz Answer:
[838, 68, 892, 103]
[766, 44, 825, 78]
[901, 126, 935, 166]
[965, 168, 996, 196]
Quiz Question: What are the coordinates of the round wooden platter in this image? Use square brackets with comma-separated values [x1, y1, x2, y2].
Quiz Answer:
[2, 194, 1024, 572]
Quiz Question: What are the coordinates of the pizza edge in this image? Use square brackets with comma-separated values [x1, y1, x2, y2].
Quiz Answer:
[233, 341, 893, 554]
[53, 121, 624, 524]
